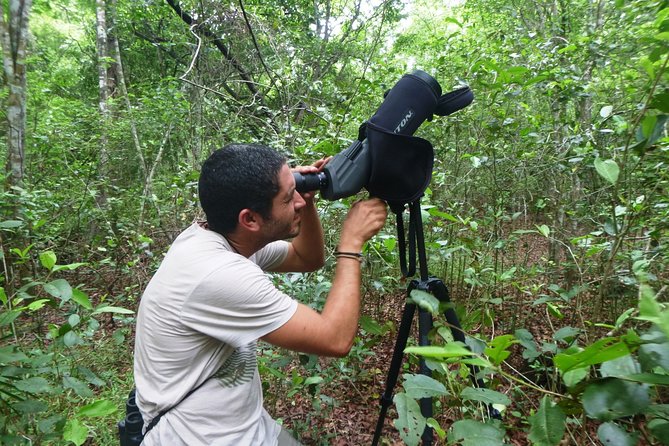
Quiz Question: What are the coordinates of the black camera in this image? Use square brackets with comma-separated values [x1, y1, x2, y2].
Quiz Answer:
[294, 70, 473, 203]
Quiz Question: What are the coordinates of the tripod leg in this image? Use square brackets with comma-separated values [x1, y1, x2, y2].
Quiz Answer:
[417, 307, 434, 446]
[371, 296, 417, 446]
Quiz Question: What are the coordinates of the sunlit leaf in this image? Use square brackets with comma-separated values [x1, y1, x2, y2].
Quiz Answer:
[597, 422, 637, 446]
[77, 399, 118, 418]
[63, 418, 88, 446]
[594, 157, 620, 185]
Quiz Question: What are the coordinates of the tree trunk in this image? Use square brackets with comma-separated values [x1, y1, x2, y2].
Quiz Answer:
[0, 0, 32, 216]
[96, 0, 110, 209]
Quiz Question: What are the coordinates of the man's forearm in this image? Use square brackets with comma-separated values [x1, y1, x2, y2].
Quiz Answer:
[291, 202, 325, 268]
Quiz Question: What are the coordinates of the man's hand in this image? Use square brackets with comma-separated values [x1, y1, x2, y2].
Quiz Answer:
[291, 157, 332, 204]
[338, 198, 388, 252]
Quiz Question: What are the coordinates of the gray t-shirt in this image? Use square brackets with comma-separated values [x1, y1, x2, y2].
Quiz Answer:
[133, 223, 298, 445]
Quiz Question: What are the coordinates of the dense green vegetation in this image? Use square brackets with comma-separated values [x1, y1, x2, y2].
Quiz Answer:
[1, 0, 667, 444]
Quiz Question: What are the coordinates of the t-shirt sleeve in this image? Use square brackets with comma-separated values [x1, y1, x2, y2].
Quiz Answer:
[252, 240, 290, 271]
[179, 257, 297, 348]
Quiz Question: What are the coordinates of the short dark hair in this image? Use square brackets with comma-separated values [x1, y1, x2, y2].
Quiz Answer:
[198, 144, 286, 234]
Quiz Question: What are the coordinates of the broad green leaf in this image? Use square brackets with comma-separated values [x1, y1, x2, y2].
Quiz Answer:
[582, 378, 650, 421]
[594, 157, 620, 185]
[92, 305, 135, 315]
[0, 307, 25, 327]
[553, 326, 580, 342]
[63, 418, 88, 446]
[63, 330, 82, 347]
[562, 367, 589, 387]
[43, 279, 73, 302]
[461, 387, 510, 406]
[528, 396, 566, 446]
[0, 286, 7, 305]
[409, 289, 440, 315]
[0, 346, 28, 363]
[447, 419, 506, 446]
[600, 355, 640, 378]
[15, 377, 52, 393]
[14, 399, 48, 413]
[623, 373, 669, 386]
[71, 288, 93, 310]
[405, 343, 476, 359]
[597, 422, 637, 446]
[655, 31, 669, 40]
[0, 219, 24, 229]
[39, 251, 57, 271]
[403, 373, 448, 399]
[63, 376, 94, 398]
[485, 334, 517, 365]
[393, 393, 425, 446]
[637, 284, 669, 338]
[554, 338, 630, 373]
[77, 399, 118, 418]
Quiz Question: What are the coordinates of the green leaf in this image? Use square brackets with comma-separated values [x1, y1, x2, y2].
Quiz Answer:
[485, 334, 517, 365]
[426, 417, 446, 439]
[15, 377, 52, 394]
[77, 399, 118, 418]
[0, 286, 7, 305]
[0, 346, 28, 363]
[409, 289, 440, 315]
[582, 378, 650, 421]
[405, 343, 476, 359]
[63, 376, 94, 398]
[39, 251, 57, 270]
[43, 279, 73, 302]
[304, 376, 323, 386]
[554, 338, 630, 373]
[600, 355, 640, 378]
[647, 418, 669, 445]
[0, 219, 24, 229]
[597, 422, 637, 446]
[92, 305, 135, 315]
[403, 373, 448, 399]
[14, 399, 48, 413]
[27, 299, 51, 311]
[562, 367, 589, 387]
[594, 157, 620, 185]
[52, 262, 87, 272]
[447, 419, 506, 446]
[461, 387, 511, 406]
[393, 393, 425, 446]
[63, 418, 89, 446]
[71, 288, 93, 310]
[528, 396, 566, 446]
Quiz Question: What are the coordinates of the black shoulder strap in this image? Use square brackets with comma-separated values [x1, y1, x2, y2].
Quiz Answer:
[143, 377, 210, 437]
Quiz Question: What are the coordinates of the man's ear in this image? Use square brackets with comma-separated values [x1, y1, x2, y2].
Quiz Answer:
[238, 208, 262, 232]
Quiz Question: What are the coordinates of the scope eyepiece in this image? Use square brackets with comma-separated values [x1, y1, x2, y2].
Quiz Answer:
[294, 171, 328, 194]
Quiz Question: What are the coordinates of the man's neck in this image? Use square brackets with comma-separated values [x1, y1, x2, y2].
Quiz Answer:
[221, 231, 264, 258]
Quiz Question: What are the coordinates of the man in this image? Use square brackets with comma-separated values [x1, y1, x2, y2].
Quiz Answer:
[133, 143, 387, 445]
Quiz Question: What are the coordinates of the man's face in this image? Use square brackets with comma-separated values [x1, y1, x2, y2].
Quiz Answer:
[261, 164, 306, 241]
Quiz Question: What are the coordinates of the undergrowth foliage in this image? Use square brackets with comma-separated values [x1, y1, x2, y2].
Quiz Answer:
[0, 0, 668, 445]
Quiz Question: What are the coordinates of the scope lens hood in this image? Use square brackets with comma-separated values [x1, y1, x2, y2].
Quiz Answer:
[409, 70, 442, 99]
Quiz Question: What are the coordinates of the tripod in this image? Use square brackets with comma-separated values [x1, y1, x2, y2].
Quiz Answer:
[371, 199, 487, 446]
